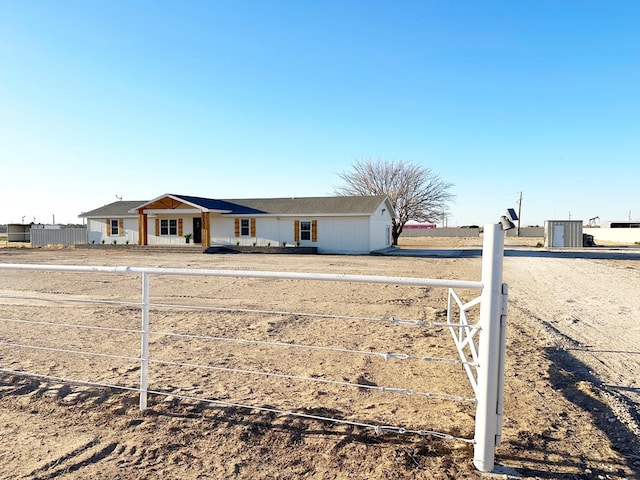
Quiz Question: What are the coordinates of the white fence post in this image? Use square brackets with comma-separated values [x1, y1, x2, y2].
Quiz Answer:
[139, 272, 150, 410]
[473, 223, 506, 472]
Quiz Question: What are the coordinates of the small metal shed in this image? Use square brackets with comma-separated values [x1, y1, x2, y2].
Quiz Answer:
[7, 224, 31, 242]
[544, 220, 583, 248]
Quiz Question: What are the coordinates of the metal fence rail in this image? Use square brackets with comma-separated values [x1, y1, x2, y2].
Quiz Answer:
[0, 223, 507, 473]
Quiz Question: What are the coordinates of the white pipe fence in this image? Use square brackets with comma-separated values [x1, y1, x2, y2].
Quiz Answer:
[0, 223, 507, 472]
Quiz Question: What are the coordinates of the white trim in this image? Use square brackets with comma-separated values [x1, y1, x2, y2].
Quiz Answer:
[83, 215, 138, 219]
[226, 213, 374, 218]
[133, 193, 197, 210]
[239, 218, 251, 237]
[140, 208, 202, 215]
[159, 219, 179, 236]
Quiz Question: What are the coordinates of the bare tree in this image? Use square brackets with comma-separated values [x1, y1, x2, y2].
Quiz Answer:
[335, 159, 454, 245]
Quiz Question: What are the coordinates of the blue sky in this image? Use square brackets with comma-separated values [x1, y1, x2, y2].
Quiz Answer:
[1, 1, 638, 226]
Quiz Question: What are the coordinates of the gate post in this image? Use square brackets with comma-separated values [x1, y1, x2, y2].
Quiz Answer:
[474, 223, 506, 472]
[139, 272, 150, 410]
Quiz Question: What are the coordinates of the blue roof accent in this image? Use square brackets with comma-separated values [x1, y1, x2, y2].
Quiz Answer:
[171, 195, 267, 214]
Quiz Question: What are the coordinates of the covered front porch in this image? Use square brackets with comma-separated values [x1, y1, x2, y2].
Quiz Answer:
[133, 194, 220, 247]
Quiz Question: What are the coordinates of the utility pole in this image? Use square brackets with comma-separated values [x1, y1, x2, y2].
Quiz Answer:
[516, 191, 523, 237]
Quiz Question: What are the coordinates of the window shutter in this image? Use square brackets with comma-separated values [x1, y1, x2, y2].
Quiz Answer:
[312, 220, 318, 242]
[294, 220, 300, 242]
[178, 218, 183, 237]
[118, 219, 124, 236]
[234, 218, 240, 237]
[106, 219, 111, 236]
[155, 218, 160, 236]
[250, 218, 256, 237]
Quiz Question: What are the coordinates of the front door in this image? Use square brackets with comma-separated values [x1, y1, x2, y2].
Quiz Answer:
[193, 218, 202, 244]
[553, 225, 564, 247]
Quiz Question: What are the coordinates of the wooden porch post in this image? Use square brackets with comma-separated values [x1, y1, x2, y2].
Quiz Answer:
[138, 212, 148, 246]
[202, 212, 210, 248]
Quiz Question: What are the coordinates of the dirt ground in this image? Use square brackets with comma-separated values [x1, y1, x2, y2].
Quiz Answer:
[0, 237, 639, 479]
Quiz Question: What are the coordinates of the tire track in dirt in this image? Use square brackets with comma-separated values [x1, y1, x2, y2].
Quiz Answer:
[505, 256, 640, 437]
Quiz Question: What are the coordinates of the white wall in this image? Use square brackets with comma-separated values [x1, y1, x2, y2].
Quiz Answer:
[146, 215, 191, 245]
[88, 212, 393, 253]
[506, 227, 544, 238]
[369, 203, 392, 251]
[402, 227, 481, 238]
[317, 216, 370, 253]
[209, 215, 375, 253]
[584, 227, 640, 245]
[87, 218, 138, 245]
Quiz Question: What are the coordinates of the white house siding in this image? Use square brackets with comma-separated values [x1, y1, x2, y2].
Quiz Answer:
[146, 214, 193, 245]
[369, 204, 393, 251]
[256, 218, 283, 246]
[210, 216, 289, 246]
[86, 219, 103, 244]
[208, 215, 375, 253]
[315, 216, 370, 254]
[210, 216, 242, 246]
[87, 217, 138, 245]
[124, 218, 139, 245]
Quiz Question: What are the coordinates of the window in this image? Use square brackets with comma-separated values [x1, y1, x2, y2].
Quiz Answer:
[160, 219, 178, 236]
[300, 221, 311, 241]
[110, 219, 119, 236]
[240, 219, 250, 236]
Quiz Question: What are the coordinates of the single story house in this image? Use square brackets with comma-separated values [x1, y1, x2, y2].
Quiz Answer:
[79, 194, 395, 254]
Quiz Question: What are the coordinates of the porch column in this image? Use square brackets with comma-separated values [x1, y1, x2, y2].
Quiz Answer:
[202, 212, 210, 247]
[138, 212, 148, 245]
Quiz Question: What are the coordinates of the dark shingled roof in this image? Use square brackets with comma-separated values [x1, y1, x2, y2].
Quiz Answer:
[171, 195, 267, 215]
[79, 201, 146, 218]
[81, 195, 392, 218]
[220, 195, 389, 215]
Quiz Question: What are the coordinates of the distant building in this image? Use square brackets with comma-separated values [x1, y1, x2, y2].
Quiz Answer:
[403, 223, 437, 230]
[601, 221, 640, 228]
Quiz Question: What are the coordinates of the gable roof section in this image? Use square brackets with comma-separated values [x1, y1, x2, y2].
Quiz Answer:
[80, 201, 145, 218]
